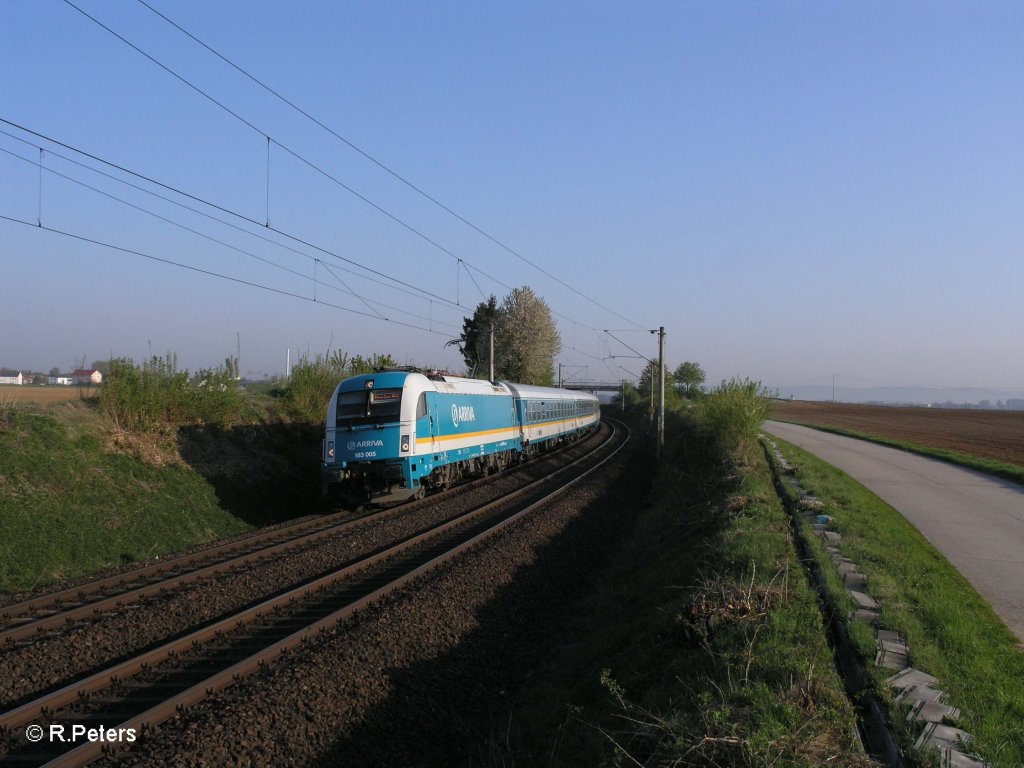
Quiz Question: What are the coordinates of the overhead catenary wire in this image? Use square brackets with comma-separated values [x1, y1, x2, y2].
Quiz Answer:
[603, 329, 659, 366]
[62, 0, 515, 306]
[0, 119, 474, 317]
[2, 119, 617, 363]
[0, 142, 461, 332]
[0, 213, 456, 338]
[0, 126, 467, 315]
[5, 0, 632, 368]
[135, 0, 648, 332]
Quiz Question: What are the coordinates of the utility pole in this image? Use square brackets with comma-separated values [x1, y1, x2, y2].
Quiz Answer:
[649, 373, 655, 427]
[657, 326, 665, 461]
[832, 372, 837, 404]
[621, 379, 625, 413]
[489, 323, 495, 382]
[558, 363, 562, 388]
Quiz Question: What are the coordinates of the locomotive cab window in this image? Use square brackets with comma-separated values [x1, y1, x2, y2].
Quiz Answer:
[336, 391, 365, 422]
[336, 388, 403, 427]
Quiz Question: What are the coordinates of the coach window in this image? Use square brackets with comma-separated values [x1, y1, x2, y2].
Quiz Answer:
[416, 393, 428, 419]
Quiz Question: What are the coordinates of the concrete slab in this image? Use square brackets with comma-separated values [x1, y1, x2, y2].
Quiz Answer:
[821, 531, 842, 544]
[941, 749, 991, 768]
[849, 589, 879, 609]
[844, 572, 868, 589]
[877, 629, 905, 645]
[887, 667, 939, 691]
[850, 608, 880, 624]
[812, 523, 827, 532]
[879, 639, 909, 654]
[907, 699, 961, 723]
[837, 562, 860, 576]
[876, 645, 909, 670]
[915, 723, 972, 753]
[895, 684, 948, 705]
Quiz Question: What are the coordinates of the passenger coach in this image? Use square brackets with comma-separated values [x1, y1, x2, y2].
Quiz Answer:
[321, 369, 599, 503]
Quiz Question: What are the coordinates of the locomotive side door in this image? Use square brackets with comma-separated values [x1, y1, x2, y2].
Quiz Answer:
[414, 392, 435, 456]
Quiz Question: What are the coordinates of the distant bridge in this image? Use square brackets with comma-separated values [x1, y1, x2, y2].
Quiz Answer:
[559, 380, 626, 392]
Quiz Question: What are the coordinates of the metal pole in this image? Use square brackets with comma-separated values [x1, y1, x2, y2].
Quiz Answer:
[649, 370, 654, 427]
[558, 363, 562, 388]
[621, 380, 625, 412]
[489, 323, 494, 381]
[657, 326, 665, 461]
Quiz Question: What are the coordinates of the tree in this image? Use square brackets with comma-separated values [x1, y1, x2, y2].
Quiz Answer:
[49, 367, 60, 378]
[638, 360, 676, 397]
[91, 360, 112, 378]
[674, 361, 706, 398]
[449, 296, 499, 377]
[494, 286, 561, 385]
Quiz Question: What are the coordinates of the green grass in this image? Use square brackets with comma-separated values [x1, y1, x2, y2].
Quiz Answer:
[775, 420, 1024, 486]
[507, 411, 869, 766]
[769, 437, 1024, 767]
[0, 403, 322, 594]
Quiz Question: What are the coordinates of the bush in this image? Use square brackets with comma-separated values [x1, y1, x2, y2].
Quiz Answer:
[99, 354, 244, 431]
[283, 351, 396, 424]
[697, 378, 776, 459]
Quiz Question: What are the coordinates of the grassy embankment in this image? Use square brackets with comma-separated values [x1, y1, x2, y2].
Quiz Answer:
[0, 353, 357, 596]
[770, 437, 1024, 767]
[508, 381, 872, 766]
[0, 402, 321, 595]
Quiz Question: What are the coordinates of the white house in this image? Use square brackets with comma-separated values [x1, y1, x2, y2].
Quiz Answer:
[48, 376, 73, 386]
[0, 372, 24, 385]
[72, 369, 104, 386]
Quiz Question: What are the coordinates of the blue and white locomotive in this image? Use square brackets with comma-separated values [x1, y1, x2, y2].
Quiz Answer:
[321, 369, 600, 502]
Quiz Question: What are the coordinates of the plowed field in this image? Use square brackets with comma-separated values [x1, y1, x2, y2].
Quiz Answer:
[772, 400, 1024, 468]
[0, 385, 95, 403]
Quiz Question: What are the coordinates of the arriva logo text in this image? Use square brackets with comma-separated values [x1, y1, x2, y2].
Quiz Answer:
[350, 439, 384, 449]
[451, 404, 476, 427]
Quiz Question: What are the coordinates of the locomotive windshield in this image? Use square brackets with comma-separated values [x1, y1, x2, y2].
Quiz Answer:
[336, 388, 403, 427]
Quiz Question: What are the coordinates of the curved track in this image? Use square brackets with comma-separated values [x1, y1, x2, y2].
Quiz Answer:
[0, 427, 603, 648]
[0, 422, 625, 767]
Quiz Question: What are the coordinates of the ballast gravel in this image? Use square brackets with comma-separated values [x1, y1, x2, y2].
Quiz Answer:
[99, 430, 645, 767]
[0, 430, 605, 711]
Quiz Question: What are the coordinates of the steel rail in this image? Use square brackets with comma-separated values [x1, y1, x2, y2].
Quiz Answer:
[0, 430, 601, 646]
[0, 423, 623, 767]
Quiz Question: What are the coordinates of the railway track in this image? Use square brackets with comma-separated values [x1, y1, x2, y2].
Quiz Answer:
[0, 421, 625, 767]
[0, 426, 604, 649]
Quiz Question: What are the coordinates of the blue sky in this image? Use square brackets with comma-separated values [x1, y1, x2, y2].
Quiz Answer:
[2, 1, 1022, 393]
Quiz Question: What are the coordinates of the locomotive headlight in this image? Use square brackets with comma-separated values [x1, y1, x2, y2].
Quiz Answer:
[401, 435, 410, 452]
[327, 440, 335, 459]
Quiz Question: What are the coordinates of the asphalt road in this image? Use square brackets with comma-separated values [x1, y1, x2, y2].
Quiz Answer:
[764, 420, 1024, 641]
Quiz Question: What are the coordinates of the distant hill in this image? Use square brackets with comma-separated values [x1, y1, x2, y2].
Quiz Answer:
[776, 385, 1024, 408]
